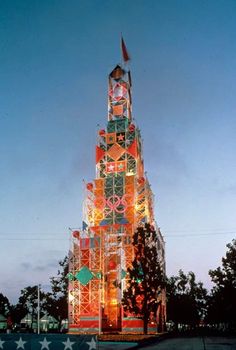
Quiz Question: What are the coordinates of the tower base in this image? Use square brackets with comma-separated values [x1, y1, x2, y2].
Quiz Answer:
[69, 317, 159, 334]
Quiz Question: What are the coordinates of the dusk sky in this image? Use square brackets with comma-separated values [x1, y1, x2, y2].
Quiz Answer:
[0, 0, 236, 303]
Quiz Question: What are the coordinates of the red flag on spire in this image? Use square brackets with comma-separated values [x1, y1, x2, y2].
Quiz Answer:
[121, 36, 130, 62]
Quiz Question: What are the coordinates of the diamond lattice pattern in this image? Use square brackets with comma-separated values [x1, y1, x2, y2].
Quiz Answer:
[107, 143, 125, 161]
[75, 266, 94, 286]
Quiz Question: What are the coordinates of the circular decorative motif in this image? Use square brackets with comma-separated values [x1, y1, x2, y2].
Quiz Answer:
[86, 182, 93, 191]
[72, 231, 80, 239]
[107, 194, 120, 212]
[93, 194, 130, 214]
[138, 177, 145, 185]
[99, 129, 106, 136]
[129, 123, 135, 132]
[108, 260, 117, 269]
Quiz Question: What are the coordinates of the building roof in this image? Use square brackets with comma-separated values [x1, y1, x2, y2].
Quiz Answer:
[0, 314, 6, 322]
[40, 314, 59, 323]
[20, 313, 37, 323]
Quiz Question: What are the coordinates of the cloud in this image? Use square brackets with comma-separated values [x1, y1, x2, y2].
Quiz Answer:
[20, 262, 31, 270]
[20, 257, 60, 273]
[33, 260, 58, 272]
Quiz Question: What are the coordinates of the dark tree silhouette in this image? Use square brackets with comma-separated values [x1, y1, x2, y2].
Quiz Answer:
[0, 292, 10, 316]
[166, 270, 207, 330]
[207, 239, 236, 330]
[122, 223, 166, 334]
[10, 302, 28, 325]
[13, 285, 48, 330]
[45, 256, 69, 326]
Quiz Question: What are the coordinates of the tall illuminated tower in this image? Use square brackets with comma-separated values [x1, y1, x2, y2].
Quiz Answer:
[68, 61, 166, 334]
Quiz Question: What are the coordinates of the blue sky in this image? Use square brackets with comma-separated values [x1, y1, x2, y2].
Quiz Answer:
[0, 0, 236, 302]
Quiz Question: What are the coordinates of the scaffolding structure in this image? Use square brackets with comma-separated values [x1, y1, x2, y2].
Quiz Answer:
[68, 65, 166, 333]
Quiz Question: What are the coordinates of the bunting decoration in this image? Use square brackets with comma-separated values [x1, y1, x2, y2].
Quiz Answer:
[96, 146, 105, 163]
[0, 335, 97, 350]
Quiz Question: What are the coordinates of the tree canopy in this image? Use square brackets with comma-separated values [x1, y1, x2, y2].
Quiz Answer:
[207, 239, 236, 329]
[166, 270, 207, 330]
[122, 223, 166, 334]
[45, 256, 69, 323]
[0, 293, 11, 317]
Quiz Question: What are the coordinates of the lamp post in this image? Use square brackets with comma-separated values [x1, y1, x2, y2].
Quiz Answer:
[37, 284, 41, 334]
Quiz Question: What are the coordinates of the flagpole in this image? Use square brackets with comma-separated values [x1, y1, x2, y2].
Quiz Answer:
[120, 32, 124, 67]
[120, 34, 130, 69]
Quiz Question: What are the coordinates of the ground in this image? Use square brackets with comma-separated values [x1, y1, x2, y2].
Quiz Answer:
[98, 337, 236, 350]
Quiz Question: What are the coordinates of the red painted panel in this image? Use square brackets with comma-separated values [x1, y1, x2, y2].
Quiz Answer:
[122, 319, 143, 328]
[79, 320, 99, 327]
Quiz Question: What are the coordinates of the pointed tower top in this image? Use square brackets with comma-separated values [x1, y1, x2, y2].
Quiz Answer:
[108, 64, 132, 121]
[109, 65, 125, 80]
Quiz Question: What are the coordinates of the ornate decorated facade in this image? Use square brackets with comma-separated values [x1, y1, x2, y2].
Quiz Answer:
[68, 63, 166, 334]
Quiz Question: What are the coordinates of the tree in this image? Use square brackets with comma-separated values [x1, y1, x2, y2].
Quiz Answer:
[50, 256, 68, 299]
[166, 270, 207, 330]
[207, 239, 236, 330]
[18, 286, 46, 314]
[10, 285, 48, 330]
[10, 302, 28, 325]
[122, 223, 166, 334]
[44, 256, 69, 326]
[0, 293, 11, 316]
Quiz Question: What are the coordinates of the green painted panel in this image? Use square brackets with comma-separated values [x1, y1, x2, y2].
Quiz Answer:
[75, 266, 93, 286]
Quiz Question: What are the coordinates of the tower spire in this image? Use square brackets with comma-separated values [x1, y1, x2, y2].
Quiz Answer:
[68, 51, 166, 335]
[108, 65, 132, 121]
